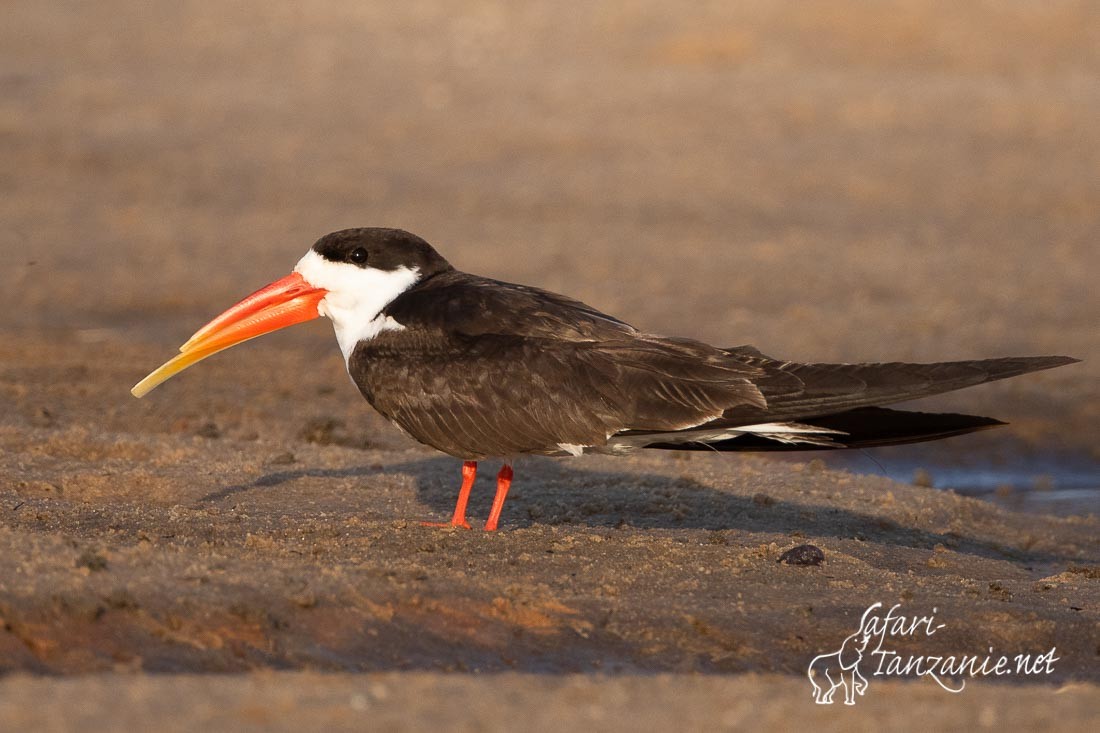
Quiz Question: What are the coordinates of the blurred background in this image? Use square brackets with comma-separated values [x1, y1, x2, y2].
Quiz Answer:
[2, 0, 1097, 508]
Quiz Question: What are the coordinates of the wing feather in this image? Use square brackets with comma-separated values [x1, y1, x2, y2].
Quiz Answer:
[354, 272, 769, 457]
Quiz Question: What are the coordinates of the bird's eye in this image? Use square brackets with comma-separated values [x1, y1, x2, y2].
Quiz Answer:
[349, 247, 369, 265]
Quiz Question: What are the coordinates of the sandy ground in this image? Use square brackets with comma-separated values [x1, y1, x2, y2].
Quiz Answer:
[2, 0, 1099, 729]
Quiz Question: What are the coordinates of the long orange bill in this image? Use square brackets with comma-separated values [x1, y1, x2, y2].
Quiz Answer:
[131, 273, 327, 398]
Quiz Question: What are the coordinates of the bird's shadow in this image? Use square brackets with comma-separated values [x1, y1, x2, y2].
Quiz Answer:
[199, 455, 1087, 566]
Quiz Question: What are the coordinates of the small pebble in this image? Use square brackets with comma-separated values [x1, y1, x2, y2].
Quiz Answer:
[777, 544, 825, 566]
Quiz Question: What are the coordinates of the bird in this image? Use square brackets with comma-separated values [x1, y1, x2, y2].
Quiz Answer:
[131, 228, 1078, 530]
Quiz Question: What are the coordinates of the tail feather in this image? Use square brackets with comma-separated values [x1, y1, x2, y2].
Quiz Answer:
[618, 353, 1077, 452]
[645, 407, 1005, 452]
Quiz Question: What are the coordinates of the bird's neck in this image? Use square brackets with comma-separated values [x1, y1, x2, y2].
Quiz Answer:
[331, 313, 406, 364]
[315, 267, 421, 364]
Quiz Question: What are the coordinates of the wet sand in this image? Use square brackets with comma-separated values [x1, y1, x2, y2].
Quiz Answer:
[2, 1, 1099, 728]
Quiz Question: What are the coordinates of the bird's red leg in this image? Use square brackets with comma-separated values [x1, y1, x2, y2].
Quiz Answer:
[421, 461, 476, 529]
[484, 463, 514, 531]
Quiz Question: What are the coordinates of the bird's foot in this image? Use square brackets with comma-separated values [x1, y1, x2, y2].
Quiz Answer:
[483, 464, 514, 531]
[419, 460, 478, 530]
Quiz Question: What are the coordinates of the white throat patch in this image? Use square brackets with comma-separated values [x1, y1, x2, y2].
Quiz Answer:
[293, 249, 419, 363]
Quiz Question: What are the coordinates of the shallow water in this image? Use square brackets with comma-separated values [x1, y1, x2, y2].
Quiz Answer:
[797, 448, 1100, 518]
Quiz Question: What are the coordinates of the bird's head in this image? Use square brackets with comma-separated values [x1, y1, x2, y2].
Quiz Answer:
[131, 228, 450, 397]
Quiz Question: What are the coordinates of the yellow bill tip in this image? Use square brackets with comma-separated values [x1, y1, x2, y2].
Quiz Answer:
[130, 344, 224, 399]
